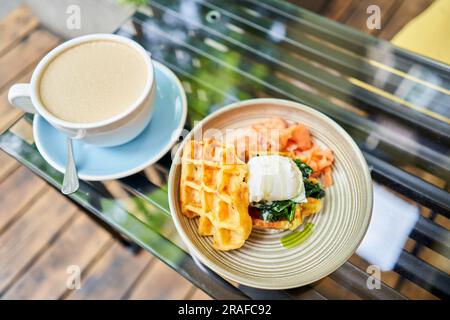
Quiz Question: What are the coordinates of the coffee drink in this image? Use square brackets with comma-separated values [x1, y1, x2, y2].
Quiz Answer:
[39, 40, 148, 123]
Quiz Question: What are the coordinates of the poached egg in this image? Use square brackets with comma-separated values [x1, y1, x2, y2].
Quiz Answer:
[247, 155, 306, 203]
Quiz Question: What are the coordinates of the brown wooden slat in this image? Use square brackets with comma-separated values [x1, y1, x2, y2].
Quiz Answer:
[312, 277, 362, 300]
[321, 0, 357, 21]
[0, 10, 59, 133]
[66, 243, 153, 300]
[0, 166, 47, 233]
[127, 260, 194, 300]
[0, 29, 59, 91]
[403, 165, 446, 190]
[0, 103, 22, 134]
[0, 151, 19, 181]
[288, 0, 328, 13]
[329, 262, 406, 299]
[190, 288, 212, 300]
[344, 0, 402, 35]
[377, 0, 434, 40]
[8, 117, 34, 145]
[404, 238, 417, 252]
[2, 213, 112, 299]
[417, 246, 450, 274]
[434, 214, 450, 230]
[0, 5, 39, 56]
[400, 278, 438, 300]
[348, 254, 400, 289]
[284, 285, 326, 300]
[0, 188, 77, 294]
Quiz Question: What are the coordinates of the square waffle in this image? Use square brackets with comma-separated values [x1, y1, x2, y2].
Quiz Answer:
[180, 139, 252, 250]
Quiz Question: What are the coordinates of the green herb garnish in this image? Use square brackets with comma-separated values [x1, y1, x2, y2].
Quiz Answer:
[293, 159, 325, 200]
[293, 159, 313, 177]
[255, 200, 297, 222]
[304, 180, 325, 199]
[281, 223, 314, 248]
[251, 159, 325, 223]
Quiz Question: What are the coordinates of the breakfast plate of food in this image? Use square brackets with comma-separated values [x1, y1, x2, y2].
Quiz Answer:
[168, 98, 372, 289]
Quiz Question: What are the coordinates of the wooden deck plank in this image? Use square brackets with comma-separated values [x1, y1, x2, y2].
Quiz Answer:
[400, 278, 438, 300]
[127, 260, 194, 300]
[0, 5, 39, 56]
[321, 0, 357, 21]
[434, 214, 450, 230]
[0, 7, 60, 133]
[189, 288, 212, 300]
[66, 243, 153, 300]
[0, 29, 59, 91]
[348, 254, 400, 289]
[2, 213, 112, 299]
[417, 246, 450, 274]
[290, 0, 328, 13]
[0, 151, 19, 181]
[377, 0, 434, 40]
[312, 277, 361, 300]
[0, 166, 48, 233]
[0, 187, 78, 295]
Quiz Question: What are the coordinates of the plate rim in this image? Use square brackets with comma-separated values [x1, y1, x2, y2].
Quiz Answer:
[33, 60, 187, 181]
[168, 98, 373, 290]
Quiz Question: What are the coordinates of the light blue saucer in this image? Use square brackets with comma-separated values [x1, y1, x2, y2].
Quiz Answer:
[34, 61, 187, 181]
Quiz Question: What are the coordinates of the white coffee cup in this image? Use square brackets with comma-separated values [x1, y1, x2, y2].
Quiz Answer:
[8, 34, 155, 147]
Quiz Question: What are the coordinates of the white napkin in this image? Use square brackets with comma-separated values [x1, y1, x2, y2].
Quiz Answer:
[356, 183, 419, 271]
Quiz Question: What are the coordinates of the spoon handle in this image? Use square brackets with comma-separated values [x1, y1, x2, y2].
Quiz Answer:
[62, 138, 79, 195]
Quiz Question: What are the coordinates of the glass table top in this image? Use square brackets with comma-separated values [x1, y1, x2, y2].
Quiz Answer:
[1, 0, 448, 299]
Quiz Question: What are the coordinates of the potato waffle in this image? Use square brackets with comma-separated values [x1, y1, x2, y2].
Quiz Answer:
[180, 139, 252, 250]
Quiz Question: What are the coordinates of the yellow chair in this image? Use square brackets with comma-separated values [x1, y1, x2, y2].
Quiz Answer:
[391, 0, 450, 65]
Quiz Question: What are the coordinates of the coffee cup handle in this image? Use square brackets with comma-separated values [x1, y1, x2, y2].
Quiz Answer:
[8, 83, 36, 114]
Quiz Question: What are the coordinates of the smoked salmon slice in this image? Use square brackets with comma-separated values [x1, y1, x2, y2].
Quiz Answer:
[237, 117, 334, 187]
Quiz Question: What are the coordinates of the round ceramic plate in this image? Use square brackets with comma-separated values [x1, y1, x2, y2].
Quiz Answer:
[169, 98, 373, 290]
[34, 61, 187, 181]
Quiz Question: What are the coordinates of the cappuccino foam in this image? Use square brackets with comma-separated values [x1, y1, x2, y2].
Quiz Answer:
[39, 40, 148, 123]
